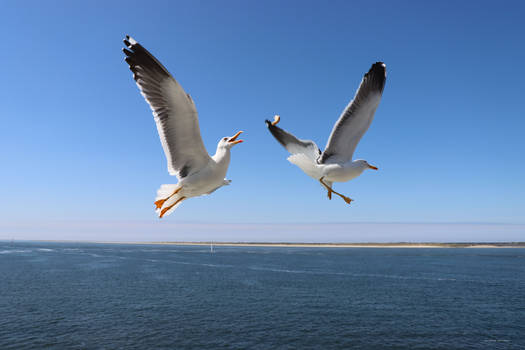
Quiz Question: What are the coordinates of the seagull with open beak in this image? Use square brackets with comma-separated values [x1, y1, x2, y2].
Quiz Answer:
[123, 35, 245, 218]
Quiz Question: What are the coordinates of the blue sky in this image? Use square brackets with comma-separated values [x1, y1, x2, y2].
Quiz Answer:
[1, 0, 524, 241]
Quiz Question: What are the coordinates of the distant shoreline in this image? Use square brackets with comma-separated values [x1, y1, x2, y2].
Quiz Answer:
[141, 242, 525, 248]
[11, 240, 525, 248]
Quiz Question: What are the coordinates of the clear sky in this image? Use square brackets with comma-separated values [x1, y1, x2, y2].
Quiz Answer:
[1, 0, 524, 241]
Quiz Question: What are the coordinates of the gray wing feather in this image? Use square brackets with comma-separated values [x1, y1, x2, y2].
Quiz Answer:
[265, 120, 321, 161]
[123, 36, 211, 178]
[319, 62, 386, 164]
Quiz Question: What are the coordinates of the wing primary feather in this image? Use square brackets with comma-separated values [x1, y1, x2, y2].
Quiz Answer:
[319, 62, 386, 164]
[265, 119, 321, 161]
[122, 35, 211, 178]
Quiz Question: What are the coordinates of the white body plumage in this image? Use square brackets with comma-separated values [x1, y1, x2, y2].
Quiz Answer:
[287, 155, 370, 183]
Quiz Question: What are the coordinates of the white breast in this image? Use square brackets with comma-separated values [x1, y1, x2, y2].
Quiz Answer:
[323, 163, 365, 183]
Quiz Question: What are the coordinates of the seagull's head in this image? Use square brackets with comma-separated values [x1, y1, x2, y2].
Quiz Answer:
[354, 159, 378, 171]
[219, 131, 244, 150]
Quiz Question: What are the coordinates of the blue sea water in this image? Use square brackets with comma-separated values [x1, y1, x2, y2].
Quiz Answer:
[0, 242, 524, 349]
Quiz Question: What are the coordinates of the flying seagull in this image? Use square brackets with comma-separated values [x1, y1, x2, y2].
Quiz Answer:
[123, 36, 244, 218]
[265, 62, 386, 205]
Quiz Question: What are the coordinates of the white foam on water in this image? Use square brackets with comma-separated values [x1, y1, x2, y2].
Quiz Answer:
[244, 267, 470, 283]
[150, 258, 234, 269]
[0, 249, 33, 254]
[248, 266, 313, 274]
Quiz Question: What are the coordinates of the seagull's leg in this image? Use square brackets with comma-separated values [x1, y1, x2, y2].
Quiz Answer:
[155, 186, 182, 209]
[319, 177, 353, 205]
[318, 177, 332, 200]
[319, 177, 333, 197]
[159, 196, 186, 218]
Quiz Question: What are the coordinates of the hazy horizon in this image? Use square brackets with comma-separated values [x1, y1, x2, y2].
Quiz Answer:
[2, 221, 524, 243]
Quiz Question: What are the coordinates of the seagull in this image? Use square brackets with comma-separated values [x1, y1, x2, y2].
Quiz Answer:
[122, 36, 244, 218]
[265, 62, 386, 205]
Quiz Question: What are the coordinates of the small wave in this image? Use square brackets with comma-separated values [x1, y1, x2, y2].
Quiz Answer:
[37, 248, 54, 252]
[199, 263, 234, 268]
[0, 249, 33, 254]
[246, 266, 468, 282]
[147, 258, 234, 269]
[483, 339, 511, 343]
[249, 266, 313, 274]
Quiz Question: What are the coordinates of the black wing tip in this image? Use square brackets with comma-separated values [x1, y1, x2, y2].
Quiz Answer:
[123, 35, 134, 48]
[122, 36, 134, 57]
[121, 35, 171, 78]
[264, 119, 281, 140]
[369, 62, 386, 75]
[364, 61, 387, 93]
[122, 35, 142, 53]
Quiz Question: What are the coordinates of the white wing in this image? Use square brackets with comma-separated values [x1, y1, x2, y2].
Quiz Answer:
[265, 119, 321, 161]
[123, 36, 211, 179]
[319, 62, 386, 164]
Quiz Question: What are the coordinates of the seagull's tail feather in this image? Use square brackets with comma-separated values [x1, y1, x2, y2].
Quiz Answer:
[156, 184, 179, 201]
[287, 153, 322, 179]
[155, 184, 185, 218]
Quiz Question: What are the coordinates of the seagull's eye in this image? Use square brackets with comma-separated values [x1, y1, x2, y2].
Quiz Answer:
[223, 137, 228, 141]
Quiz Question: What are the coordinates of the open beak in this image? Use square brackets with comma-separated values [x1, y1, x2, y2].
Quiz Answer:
[228, 131, 243, 144]
[368, 164, 378, 170]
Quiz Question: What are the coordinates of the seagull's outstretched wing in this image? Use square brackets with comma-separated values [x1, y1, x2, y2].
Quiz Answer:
[123, 35, 211, 179]
[265, 118, 321, 161]
[319, 62, 386, 165]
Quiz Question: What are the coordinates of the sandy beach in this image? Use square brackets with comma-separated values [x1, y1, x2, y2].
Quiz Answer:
[87, 241, 525, 248]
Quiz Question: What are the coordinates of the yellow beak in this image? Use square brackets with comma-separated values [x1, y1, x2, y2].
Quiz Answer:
[368, 164, 378, 170]
[228, 131, 244, 144]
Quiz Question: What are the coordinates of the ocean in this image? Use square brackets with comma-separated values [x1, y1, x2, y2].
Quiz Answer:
[1, 241, 524, 349]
